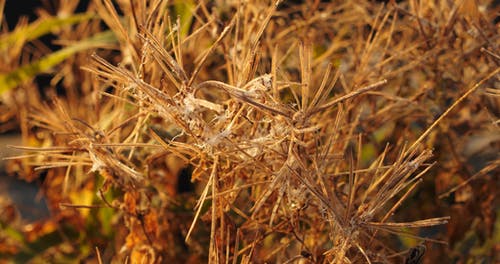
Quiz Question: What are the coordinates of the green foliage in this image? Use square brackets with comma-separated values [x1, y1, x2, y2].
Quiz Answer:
[0, 13, 94, 52]
[0, 31, 116, 94]
[173, 0, 195, 38]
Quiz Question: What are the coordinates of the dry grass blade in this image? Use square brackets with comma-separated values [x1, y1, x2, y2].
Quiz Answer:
[406, 67, 500, 155]
[309, 79, 387, 115]
[186, 155, 219, 243]
[366, 216, 451, 229]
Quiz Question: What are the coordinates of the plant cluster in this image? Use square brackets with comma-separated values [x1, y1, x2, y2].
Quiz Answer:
[0, 0, 498, 263]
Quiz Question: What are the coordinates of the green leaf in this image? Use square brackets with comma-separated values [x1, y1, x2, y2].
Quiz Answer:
[12, 225, 81, 263]
[0, 13, 94, 52]
[174, 0, 195, 37]
[97, 205, 115, 237]
[0, 31, 117, 94]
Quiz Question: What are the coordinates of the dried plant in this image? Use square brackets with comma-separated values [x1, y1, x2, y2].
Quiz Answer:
[1, 0, 499, 263]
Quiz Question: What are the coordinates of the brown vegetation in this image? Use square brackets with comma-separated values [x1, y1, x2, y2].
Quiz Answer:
[0, 0, 498, 263]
